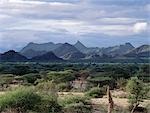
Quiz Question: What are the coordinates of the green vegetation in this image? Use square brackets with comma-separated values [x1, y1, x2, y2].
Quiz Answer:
[59, 96, 92, 113]
[47, 70, 75, 83]
[85, 87, 106, 98]
[0, 63, 149, 113]
[0, 87, 41, 113]
[126, 77, 148, 112]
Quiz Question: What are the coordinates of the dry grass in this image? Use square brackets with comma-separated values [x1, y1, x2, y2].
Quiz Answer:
[0, 91, 5, 95]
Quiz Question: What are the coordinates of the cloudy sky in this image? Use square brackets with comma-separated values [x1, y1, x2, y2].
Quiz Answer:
[0, 0, 149, 52]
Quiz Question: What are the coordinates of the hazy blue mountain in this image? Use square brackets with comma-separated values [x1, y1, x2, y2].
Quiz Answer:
[16, 41, 150, 61]
[101, 43, 135, 57]
[74, 41, 88, 53]
[20, 49, 47, 59]
[53, 43, 85, 60]
[124, 45, 150, 57]
[31, 51, 63, 62]
[20, 42, 62, 54]
[0, 50, 28, 62]
[74, 41, 101, 54]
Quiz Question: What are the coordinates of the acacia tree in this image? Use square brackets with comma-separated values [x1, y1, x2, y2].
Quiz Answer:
[126, 77, 145, 113]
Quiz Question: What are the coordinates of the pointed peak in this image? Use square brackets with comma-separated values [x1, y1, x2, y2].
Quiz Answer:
[125, 42, 132, 45]
[77, 40, 81, 43]
[75, 40, 85, 46]
[76, 40, 82, 44]
[125, 42, 134, 48]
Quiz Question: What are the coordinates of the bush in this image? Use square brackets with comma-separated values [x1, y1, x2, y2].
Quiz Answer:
[64, 102, 92, 113]
[116, 78, 127, 90]
[87, 76, 116, 89]
[57, 83, 72, 92]
[85, 87, 106, 98]
[34, 95, 62, 113]
[0, 87, 41, 112]
[35, 81, 58, 99]
[23, 73, 41, 84]
[59, 96, 92, 113]
[126, 77, 146, 112]
[47, 70, 75, 83]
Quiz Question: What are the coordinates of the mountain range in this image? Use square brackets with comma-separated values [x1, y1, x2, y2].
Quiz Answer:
[0, 41, 150, 62]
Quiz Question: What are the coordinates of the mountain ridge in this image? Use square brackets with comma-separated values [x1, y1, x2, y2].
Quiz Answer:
[124, 45, 150, 57]
[0, 42, 149, 62]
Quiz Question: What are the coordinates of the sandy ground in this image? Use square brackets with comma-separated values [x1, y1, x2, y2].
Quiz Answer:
[58, 91, 150, 108]
[91, 98, 150, 108]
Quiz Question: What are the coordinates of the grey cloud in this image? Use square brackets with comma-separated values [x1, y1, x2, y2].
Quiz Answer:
[0, 0, 149, 52]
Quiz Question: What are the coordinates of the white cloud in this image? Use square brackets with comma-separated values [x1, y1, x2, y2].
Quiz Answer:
[133, 22, 148, 33]
[5, 19, 135, 36]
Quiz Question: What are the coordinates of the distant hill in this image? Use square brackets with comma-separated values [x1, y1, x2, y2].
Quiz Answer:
[0, 50, 28, 62]
[20, 42, 62, 55]
[20, 49, 47, 59]
[101, 43, 135, 57]
[31, 51, 63, 62]
[3, 41, 148, 62]
[124, 45, 150, 57]
[53, 43, 85, 60]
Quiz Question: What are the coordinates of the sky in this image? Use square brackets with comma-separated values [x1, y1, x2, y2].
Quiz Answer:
[0, 0, 149, 52]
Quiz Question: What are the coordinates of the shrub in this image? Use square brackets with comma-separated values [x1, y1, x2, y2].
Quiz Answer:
[85, 87, 106, 98]
[35, 81, 58, 99]
[34, 95, 62, 113]
[0, 87, 41, 112]
[59, 96, 92, 113]
[47, 70, 75, 83]
[126, 77, 146, 112]
[116, 78, 127, 90]
[87, 76, 116, 89]
[64, 102, 92, 113]
[57, 83, 72, 92]
[23, 73, 41, 84]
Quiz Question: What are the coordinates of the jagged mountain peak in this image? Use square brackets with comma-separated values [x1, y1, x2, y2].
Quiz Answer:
[74, 40, 88, 53]
[75, 40, 84, 45]
[124, 42, 134, 48]
[75, 41, 86, 47]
